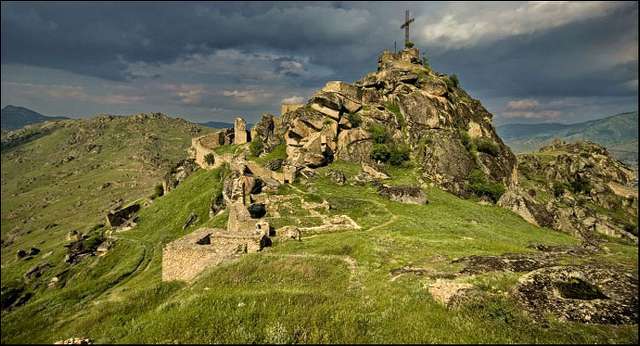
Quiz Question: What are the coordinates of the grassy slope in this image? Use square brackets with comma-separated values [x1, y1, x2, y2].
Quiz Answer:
[1, 115, 211, 284]
[2, 160, 637, 343]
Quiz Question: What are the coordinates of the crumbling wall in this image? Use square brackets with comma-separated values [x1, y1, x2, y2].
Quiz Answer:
[162, 228, 266, 282]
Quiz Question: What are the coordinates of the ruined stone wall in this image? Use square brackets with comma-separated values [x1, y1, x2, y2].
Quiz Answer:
[162, 228, 263, 282]
[191, 135, 234, 170]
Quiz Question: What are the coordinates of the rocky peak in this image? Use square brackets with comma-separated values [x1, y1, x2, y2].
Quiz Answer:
[279, 48, 517, 198]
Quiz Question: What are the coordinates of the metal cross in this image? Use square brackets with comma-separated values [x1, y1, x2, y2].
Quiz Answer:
[400, 10, 415, 47]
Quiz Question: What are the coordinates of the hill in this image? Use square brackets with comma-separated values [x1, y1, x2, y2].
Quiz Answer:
[497, 112, 638, 165]
[1, 50, 638, 344]
[2, 157, 637, 343]
[1, 105, 68, 130]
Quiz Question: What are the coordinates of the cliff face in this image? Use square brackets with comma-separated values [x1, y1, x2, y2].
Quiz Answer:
[499, 140, 638, 244]
[279, 48, 517, 197]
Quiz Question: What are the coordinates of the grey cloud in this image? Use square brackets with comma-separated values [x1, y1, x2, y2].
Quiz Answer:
[1, 2, 637, 124]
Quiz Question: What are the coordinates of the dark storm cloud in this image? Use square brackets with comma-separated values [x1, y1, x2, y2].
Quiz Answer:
[1, 1, 637, 123]
[430, 4, 638, 99]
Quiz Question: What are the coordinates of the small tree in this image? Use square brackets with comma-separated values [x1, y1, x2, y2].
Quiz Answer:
[450, 74, 459, 88]
[249, 138, 264, 157]
[151, 183, 164, 199]
[405, 41, 415, 48]
[368, 123, 390, 144]
[371, 144, 391, 163]
[422, 53, 431, 69]
[204, 153, 215, 166]
[347, 112, 362, 128]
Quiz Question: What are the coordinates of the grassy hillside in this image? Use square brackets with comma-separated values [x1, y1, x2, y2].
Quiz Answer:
[1, 113, 211, 286]
[1, 105, 68, 131]
[2, 159, 637, 343]
[497, 112, 638, 166]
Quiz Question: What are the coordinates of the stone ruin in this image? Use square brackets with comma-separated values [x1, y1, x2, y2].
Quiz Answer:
[162, 159, 282, 282]
[233, 117, 249, 145]
[161, 227, 268, 282]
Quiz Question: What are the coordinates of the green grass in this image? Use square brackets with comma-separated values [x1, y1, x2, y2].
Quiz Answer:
[213, 144, 239, 155]
[2, 151, 638, 343]
[248, 142, 287, 166]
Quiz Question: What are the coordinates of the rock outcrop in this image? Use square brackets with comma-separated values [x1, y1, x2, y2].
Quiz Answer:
[513, 265, 638, 325]
[499, 140, 638, 244]
[377, 184, 428, 204]
[251, 113, 282, 153]
[279, 48, 517, 197]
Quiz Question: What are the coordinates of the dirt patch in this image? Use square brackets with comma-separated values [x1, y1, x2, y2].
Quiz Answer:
[427, 279, 477, 307]
[513, 264, 638, 324]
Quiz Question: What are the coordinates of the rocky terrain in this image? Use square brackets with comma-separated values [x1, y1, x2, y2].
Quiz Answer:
[1, 49, 638, 344]
[277, 48, 517, 198]
[499, 140, 638, 245]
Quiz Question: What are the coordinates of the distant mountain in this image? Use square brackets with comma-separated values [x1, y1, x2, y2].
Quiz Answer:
[497, 111, 638, 166]
[1, 105, 68, 130]
[199, 120, 253, 129]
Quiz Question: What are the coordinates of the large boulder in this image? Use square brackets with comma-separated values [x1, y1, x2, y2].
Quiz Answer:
[251, 113, 282, 153]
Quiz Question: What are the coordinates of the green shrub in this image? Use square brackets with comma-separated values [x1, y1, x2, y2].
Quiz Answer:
[422, 53, 431, 69]
[151, 183, 164, 199]
[371, 143, 391, 162]
[475, 138, 500, 156]
[249, 138, 264, 157]
[368, 123, 390, 144]
[347, 112, 362, 128]
[385, 102, 405, 128]
[460, 130, 472, 150]
[450, 74, 459, 88]
[569, 175, 591, 194]
[405, 41, 415, 48]
[204, 153, 215, 165]
[389, 144, 410, 166]
[468, 169, 505, 202]
[552, 182, 569, 197]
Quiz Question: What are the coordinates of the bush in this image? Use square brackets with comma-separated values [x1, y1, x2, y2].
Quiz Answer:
[405, 41, 415, 48]
[204, 153, 215, 165]
[384, 102, 405, 128]
[569, 175, 591, 194]
[468, 169, 505, 202]
[249, 138, 264, 157]
[347, 112, 362, 128]
[371, 143, 391, 162]
[459, 130, 472, 150]
[552, 182, 568, 197]
[389, 144, 410, 166]
[422, 53, 431, 69]
[450, 74, 459, 88]
[151, 183, 164, 199]
[475, 138, 500, 156]
[368, 123, 390, 144]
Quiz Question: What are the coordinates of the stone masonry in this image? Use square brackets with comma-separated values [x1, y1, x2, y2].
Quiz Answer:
[234, 117, 248, 144]
[162, 227, 268, 282]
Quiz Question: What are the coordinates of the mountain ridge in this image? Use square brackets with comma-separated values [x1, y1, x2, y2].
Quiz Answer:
[1, 105, 69, 130]
[497, 111, 638, 165]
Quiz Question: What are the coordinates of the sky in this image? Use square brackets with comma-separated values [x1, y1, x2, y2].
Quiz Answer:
[1, 1, 638, 125]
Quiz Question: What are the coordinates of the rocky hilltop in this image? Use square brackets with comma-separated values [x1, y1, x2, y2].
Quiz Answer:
[499, 140, 638, 244]
[278, 48, 517, 198]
